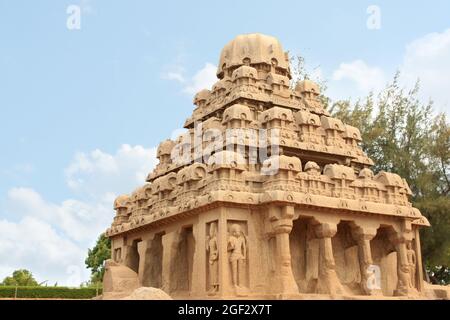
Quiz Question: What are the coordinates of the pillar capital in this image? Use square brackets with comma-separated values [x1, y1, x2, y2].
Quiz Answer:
[314, 222, 338, 238]
[351, 226, 378, 242]
[389, 230, 413, 245]
[268, 205, 295, 234]
[264, 205, 298, 296]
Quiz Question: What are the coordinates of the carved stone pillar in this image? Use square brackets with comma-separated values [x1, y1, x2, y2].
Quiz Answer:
[414, 227, 424, 292]
[314, 222, 345, 295]
[391, 228, 418, 297]
[123, 244, 139, 273]
[190, 222, 205, 297]
[268, 205, 299, 296]
[122, 244, 133, 269]
[352, 227, 381, 295]
[161, 232, 177, 293]
[394, 239, 410, 296]
[137, 240, 149, 286]
[216, 210, 228, 296]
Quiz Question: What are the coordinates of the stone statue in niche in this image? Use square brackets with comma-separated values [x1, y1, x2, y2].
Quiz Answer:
[206, 222, 219, 295]
[406, 242, 416, 288]
[227, 223, 248, 296]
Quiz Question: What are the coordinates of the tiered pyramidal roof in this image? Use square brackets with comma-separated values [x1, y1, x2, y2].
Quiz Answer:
[106, 33, 429, 238]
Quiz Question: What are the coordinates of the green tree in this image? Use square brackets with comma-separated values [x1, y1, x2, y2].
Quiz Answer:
[1, 269, 39, 286]
[85, 233, 111, 283]
[328, 72, 450, 284]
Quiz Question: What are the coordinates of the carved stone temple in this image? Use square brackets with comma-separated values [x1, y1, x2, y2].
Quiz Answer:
[103, 33, 435, 299]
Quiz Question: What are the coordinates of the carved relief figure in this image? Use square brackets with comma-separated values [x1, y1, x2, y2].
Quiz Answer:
[406, 242, 416, 288]
[227, 223, 247, 292]
[206, 222, 219, 295]
[395, 242, 413, 295]
[397, 263, 411, 294]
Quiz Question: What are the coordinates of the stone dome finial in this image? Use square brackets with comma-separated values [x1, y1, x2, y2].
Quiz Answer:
[217, 33, 290, 79]
[295, 79, 321, 95]
[157, 139, 175, 158]
[114, 194, 130, 210]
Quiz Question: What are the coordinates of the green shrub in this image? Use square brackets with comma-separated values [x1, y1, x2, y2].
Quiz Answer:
[0, 286, 102, 299]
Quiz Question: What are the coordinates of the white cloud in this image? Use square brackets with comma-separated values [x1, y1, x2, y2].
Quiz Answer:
[328, 29, 450, 115]
[65, 144, 157, 197]
[332, 59, 386, 94]
[160, 50, 187, 84]
[161, 62, 186, 84]
[182, 63, 218, 95]
[400, 28, 450, 113]
[163, 62, 218, 96]
[6, 187, 113, 243]
[0, 144, 158, 286]
[0, 216, 89, 286]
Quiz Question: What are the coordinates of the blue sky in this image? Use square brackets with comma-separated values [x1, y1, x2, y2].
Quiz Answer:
[0, 0, 449, 285]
